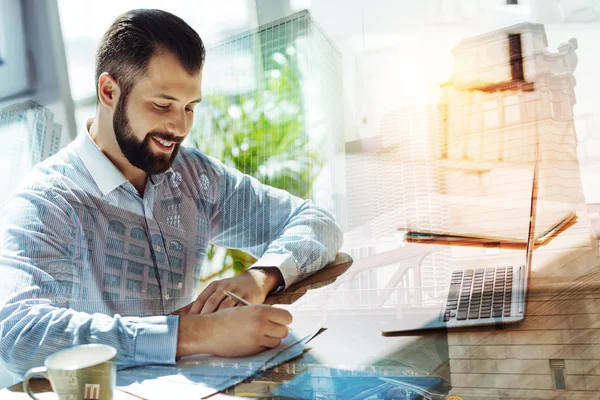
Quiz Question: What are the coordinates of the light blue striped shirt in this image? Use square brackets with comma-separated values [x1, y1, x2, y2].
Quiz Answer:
[0, 120, 343, 378]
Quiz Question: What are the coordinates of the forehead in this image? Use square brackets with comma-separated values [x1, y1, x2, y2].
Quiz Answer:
[133, 52, 203, 99]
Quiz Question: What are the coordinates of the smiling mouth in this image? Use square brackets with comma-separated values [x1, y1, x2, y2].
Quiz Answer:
[151, 136, 177, 152]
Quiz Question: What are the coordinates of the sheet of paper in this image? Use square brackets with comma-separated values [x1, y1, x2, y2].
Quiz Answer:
[116, 322, 322, 400]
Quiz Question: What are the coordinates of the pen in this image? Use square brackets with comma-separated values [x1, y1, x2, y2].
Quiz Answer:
[223, 290, 293, 331]
[223, 290, 251, 306]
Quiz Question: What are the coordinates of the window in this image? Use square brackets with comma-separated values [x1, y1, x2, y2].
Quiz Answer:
[103, 273, 121, 288]
[504, 94, 521, 125]
[0, 0, 29, 99]
[108, 220, 126, 235]
[483, 100, 499, 129]
[126, 279, 142, 292]
[129, 243, 145, 258]
[170, 240, 184, 252]
[147, 283, 161, 297]
[130, 227, 146, 241]
[148, 269, 164, 280]
[550, 359, 566, 390]
[127, 260, 145, 275]
[102, 291, 119, 301]
[551, 89, 565, 119]
[166, 214, 181, 228]
[170, 256, 183, 269]
[105, 255, 124, 269]
[107, 237, 124, 251]
[169, 272, 182, 283]
[152, 234, 164, 252]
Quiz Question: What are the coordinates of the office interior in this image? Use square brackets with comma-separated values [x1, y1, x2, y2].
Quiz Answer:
[1, 0, 600, 398]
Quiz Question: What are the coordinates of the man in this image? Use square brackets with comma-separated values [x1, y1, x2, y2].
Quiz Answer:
[0, 9, 342, 377]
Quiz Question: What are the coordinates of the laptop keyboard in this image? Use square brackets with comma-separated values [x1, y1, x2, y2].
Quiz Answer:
[443, 266, 513, 322]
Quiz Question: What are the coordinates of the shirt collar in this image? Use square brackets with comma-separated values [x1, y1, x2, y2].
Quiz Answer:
[72, 118, 128, 196]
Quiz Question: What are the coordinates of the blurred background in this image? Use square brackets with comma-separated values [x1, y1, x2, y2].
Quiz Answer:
[1, 0, 600, 392]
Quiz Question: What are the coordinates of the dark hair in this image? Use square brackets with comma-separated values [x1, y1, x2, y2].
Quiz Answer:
[95, 9, 205, 101]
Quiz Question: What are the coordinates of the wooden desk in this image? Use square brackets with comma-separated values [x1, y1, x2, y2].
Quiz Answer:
[8, 232, 596, 399]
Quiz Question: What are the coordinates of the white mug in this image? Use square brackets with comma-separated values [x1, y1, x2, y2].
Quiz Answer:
[22, 344, 117, 400]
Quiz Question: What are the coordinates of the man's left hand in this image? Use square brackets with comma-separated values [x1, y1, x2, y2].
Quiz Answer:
[177, 268, 283, 315]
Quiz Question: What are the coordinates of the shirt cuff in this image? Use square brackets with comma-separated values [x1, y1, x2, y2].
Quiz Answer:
[133, 315, 179, 365]
[251, 253, 299, 291]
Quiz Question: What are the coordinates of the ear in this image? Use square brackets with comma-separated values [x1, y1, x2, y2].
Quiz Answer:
[97, 72, 121, 111]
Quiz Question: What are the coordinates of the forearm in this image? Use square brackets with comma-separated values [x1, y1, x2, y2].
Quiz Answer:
[0, 302, 178, 377]
[253, 201, 344, 288]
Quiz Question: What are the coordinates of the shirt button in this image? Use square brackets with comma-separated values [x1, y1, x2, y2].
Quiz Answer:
[164, 293, 170, 300]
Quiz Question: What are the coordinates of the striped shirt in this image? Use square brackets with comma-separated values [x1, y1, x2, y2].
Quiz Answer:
[0, 120, 343, 378]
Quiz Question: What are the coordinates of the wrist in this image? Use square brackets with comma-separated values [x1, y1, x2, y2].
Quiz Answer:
[248, 267, 283, 295]
[176, 314, 212, 358]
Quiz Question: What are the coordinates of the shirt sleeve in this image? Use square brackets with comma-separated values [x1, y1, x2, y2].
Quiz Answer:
[0, 188, 179, 378]
[206, 157, 344, 289]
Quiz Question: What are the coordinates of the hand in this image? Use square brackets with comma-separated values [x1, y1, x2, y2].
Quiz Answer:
[176, 305, 293, 358]
[178, 268, 283, 315]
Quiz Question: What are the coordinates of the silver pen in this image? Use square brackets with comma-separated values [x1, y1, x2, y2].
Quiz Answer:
[223, 290, 251, 306]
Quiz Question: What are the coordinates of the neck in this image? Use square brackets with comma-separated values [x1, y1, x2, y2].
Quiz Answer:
[88, 116, 148, 195]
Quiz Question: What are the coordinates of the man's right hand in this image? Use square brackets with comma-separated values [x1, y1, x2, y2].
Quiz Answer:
[176, 304, 293, 359]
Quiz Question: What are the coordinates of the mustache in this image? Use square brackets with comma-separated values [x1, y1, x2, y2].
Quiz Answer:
[148, 132, 185, 144]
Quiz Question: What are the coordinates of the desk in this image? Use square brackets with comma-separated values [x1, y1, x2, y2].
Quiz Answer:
[5, 232, 600, 399]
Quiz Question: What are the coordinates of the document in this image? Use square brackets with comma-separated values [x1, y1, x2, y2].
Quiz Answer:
[116, 323, 323, 399]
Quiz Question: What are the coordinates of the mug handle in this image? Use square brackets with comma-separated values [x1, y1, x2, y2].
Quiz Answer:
[22, 366, 48, 400]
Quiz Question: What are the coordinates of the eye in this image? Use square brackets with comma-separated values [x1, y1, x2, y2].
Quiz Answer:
[185, 107, 195, 114]
[153, 103, 170, 111]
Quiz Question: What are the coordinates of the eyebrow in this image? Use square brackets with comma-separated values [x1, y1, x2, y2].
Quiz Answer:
[151, 93, 202, 104]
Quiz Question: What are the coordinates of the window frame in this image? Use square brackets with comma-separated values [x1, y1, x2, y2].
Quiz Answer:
[0, 0, 30, 99]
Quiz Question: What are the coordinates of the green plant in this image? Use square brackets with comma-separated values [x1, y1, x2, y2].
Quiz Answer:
[188, 62, 324, 280]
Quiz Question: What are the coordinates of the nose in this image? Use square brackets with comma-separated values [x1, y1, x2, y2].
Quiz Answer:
[166, 108, 189, 137]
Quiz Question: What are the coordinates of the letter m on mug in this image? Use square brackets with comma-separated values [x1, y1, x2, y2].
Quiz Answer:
[84, 383, 100, 399]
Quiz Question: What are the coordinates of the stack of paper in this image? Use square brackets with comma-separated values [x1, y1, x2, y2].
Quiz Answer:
[116, 323, 322, 399]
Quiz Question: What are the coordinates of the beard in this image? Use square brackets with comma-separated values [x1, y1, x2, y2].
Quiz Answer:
[113, 95, 182, 175]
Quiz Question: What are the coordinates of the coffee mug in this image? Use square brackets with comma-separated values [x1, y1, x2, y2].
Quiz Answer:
[22, 344, 117, 400]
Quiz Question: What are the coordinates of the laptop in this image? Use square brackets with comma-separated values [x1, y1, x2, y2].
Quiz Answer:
[383, 138, 547, 335]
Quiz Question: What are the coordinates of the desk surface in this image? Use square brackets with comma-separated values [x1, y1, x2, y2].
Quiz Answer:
[5, 233, 600, 399]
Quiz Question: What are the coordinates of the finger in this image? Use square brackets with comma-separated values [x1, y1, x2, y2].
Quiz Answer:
[266, 321, 289, 339]
[189, 283, 217, 315]
[266, 307, 294, 326]
[216, 297, 237, 311]
[200, 291, 227, 314]
[261, 336, 282, 349]
[173, 303, 192, 315]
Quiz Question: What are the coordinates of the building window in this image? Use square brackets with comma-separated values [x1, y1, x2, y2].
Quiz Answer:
[105, 255, 124, 269]
[82, 229, 94, 246]
[166, 214, 181, 228]
[103, 273, 121, 288]
[483, 100, 499, 129]
[169, 272, 182, 283]
[129, 243, 145, 258]
[151, 234, 164, 252]
[170, 256, 183, 269]
[127, 260, 145, 275]
[130, 227, 146, 241]
[504, 94, 521, 124]
[169, 240, 184, 252]
[551, 89, 564, 119]
[102, 291, 119, 301]
[147, 283, 161, 297]
[148, 268, 164, 280]
[550, 359, 566, 390]
[108, 220, 126, 235]
[107, 237, 124, 251]
[126, 279, 142, 292]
